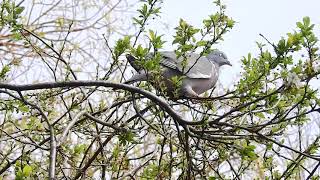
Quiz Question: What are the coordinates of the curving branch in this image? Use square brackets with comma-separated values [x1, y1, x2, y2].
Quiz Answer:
[0, 80, 194, 126]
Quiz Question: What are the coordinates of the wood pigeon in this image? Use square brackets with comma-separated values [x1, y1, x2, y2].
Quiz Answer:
[125, 50, 231, 99]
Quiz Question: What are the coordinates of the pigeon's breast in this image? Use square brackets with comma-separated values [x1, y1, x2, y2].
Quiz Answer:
[186, 63, 219, 95]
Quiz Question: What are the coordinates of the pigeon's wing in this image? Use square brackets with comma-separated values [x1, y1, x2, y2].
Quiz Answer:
[148, 51, 214, 79]
[158, 51, 180, 70]
[177, 54, 213, 79]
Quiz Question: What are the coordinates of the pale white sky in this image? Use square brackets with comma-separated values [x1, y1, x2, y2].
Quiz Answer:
[155, 0, 320, 86]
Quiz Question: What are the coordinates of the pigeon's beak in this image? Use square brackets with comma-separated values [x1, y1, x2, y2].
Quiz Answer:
[226, 60, 232, 66]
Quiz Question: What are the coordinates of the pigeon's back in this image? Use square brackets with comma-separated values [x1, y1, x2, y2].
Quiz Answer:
[159, 51, 214, 79]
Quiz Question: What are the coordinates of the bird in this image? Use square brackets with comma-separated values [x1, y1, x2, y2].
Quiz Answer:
[125, 50, 231, 99]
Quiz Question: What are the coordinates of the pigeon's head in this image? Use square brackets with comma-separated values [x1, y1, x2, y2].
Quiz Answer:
[207, 50, 232, 67]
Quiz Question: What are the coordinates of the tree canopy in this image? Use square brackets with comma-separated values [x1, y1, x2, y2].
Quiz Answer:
[0, 0, 320, 179]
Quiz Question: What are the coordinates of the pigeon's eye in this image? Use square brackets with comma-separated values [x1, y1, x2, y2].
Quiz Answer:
[219, 53, 223, 57]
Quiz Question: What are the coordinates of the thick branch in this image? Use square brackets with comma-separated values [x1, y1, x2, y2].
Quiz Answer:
[0, 80, 196, 126]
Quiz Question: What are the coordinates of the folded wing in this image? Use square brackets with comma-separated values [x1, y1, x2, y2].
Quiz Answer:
[159, 51, 213, 79]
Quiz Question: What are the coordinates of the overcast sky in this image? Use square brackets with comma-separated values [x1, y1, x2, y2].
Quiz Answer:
[154, 0, 320, 86]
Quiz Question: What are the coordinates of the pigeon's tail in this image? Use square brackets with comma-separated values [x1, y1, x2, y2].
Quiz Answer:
[126, 54, 142, 72]
[124, 73, 148, 84]
[123, 79, 135, 84]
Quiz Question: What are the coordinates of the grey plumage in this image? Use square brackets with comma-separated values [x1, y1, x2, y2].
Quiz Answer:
[125, 50, 231, 99]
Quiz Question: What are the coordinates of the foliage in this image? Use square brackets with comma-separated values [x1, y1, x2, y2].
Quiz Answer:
[0, 0, 24, 30]
[0, 0, 320, 179]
